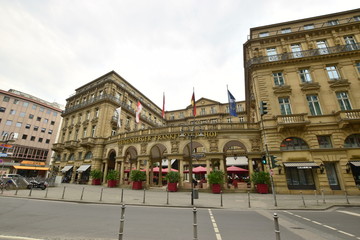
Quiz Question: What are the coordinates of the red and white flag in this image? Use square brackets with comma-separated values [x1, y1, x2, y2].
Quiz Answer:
[135, 101, 143, 123]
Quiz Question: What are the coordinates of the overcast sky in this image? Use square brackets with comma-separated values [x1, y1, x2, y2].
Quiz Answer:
[1, 1, 359, 111]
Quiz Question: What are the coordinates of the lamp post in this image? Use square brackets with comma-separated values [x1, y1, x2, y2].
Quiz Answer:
[179, 124, 204, 205]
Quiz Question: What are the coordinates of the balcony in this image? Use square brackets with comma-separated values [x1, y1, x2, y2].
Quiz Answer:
[64, 140, 79, 150]
[52, 143, 64, 151]
[276, 113, 310, 132]
[246, 43, 360, 68]
[337, 110, 360, 128]
[80, 137, 96, 148]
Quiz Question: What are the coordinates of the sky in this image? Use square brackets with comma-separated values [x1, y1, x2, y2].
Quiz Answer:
[1, 1, 359, 111]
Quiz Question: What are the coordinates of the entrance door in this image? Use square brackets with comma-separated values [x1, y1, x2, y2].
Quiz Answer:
[325, 162, 341, 190]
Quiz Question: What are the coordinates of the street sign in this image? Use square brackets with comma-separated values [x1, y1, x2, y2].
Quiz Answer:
[192, 153, 206, 159]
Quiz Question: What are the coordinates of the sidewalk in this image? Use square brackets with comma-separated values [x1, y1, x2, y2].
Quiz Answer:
[1, 183, 359, 210]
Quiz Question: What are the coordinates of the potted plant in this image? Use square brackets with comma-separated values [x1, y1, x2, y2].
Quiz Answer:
[166, 171, 180, 192]
[130, 170, 146, 190]
[90, 169, 103, 185]
[106, 170, 119, 187]
[251, 171, 270, 194]
[207, 170, 225, 194]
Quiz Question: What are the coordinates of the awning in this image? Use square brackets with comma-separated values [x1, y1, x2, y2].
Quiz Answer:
[14, 165, 50, 171]
[350, 161, 360, 167]
[76, 165, 91, 172]
[283, 162, 319, 169]
[61, 165, 73, 172]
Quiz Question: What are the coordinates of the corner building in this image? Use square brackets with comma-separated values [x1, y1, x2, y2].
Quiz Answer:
[244, 9, 360, 194]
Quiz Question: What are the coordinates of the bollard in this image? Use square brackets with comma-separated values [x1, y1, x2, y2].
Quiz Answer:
[61, 186, 66, 199]
[321, 189, 326, 204]
[344, 191, 350, 204]
[248, 191, 251, 208]
[193, 207, 198, 240]
[143, 188, 146, 204]
[166, 188, 169, 205]
[29, 187, 33, 197]
[120, 188, 124, 203]
[15, 187, 18, 196]
[118, 204, 126, 240]
[220, 191, 223, 207]
[273, 213, 281, 240]
[45, 187, 49, 198]
[100, 188, 103, 201]
[301, 191, 306, 207]
[314, 190, 318, 205]
[80, 187, 85, 200]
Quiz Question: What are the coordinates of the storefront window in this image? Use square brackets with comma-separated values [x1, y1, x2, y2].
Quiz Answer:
[286, 168, 315, 189]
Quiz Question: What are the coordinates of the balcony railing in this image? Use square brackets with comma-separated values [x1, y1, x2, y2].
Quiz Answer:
[276, 113, 310, 131]
[246, 43, 360, 67]
[337, 109, 360, 128]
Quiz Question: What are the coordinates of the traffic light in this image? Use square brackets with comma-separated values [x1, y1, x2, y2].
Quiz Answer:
[261, 155, 267, 164]
[260, 101, 268, 116]
[270, 155, 279, 168]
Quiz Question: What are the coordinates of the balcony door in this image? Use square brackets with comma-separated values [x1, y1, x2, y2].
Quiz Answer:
[325, 162, 341, 190]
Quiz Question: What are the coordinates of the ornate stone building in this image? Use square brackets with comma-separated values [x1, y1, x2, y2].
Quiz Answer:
[244, 8, 360, 194]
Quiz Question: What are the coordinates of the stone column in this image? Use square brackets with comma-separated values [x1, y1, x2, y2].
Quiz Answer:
[159, 161, 163, 186]
[102, 161, 108, 184]
[179, 158, 184, 187]
[146, 159, 150, 187]
[248, 157, 255, 189]
[70, 166, 77, 183]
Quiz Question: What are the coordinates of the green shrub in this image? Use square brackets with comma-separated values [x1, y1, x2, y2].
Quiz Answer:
[251, 171, 270, 185]
[90, 169, 103, 180]
[165, 171, 180, 183]
[207, 170, 225, 184]
[106, 170, 119, 181]
[130, 170, 146, 182]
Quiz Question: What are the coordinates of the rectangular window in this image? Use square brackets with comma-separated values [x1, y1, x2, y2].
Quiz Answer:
[299, 69, 312, 83]
[356, 62, 360, 73]
[179, 112, 184, 118]
[327, 20, 339, 26]
[354, 15, 360, 21]
[286, 168, 315, 190]
[48, 129, 53, 134]
[0, 107, 5, 112]
[281, 28, 291, 34]
[200, 108, 206, 115]
[304, 24, 314, 30]
[22, 134, 27, 140]
[38, 138, 43, 143]
[16, 122, 22, 127]
[344, 36, 358, 51]
[13, 99, 19, 105]
[45, 139, 50, 144]
[53, 112, 58, 117]
[41, 128, 46, 133]
[91, 126, 96, 137]
[273, 72, 285, 86]
[44, 118, 49, 124]
[36, 117, 41, 121]
[5, 120, 12, 126]
[317, 135, 333, 148]
[10, 109, 16, 115]
[266, 48, 278, 61]
[278, 97, 292, 115]
[317, 40, 329, 54]
[326, 66, 341, 80]
[39, 107, 44, 112]
[336, 92, 352, 111]
[19, 112, 26, 117]
[306, 95, 322, 115]
[259, 32, 269, 37]
[34, 126, 39, 131]
[23, 102, 29, 107]
[25, 124, 31, 129]
[50, 120, 55, 125]
[46, 109, 51, 114]
[291, 44, 303, 58]
[29, 114, 34, 119]
[227, 118, 232, 123]
[30, 136, 35, 141]
[32, 104, 37, 110]
[3, 96, 10, 102]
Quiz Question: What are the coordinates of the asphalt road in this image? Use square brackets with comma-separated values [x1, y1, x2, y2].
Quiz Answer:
[0, 197, 359, 240]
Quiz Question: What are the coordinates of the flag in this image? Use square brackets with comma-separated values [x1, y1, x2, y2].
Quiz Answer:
[227, 90, 237, 117]
[191, 91, 196, 116]
[135, 101, 143, 123]
[162, 93, 165, 119]
[115, 107, 121, 128]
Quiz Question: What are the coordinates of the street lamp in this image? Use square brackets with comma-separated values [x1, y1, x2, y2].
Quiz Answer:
[179, 124, 204, 205]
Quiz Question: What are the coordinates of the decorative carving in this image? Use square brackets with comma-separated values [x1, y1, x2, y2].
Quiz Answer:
[273, 85, 292, 95]
[300, 82, 321, 92]
[329, 79, 350, 90]
[209, 139, 219, 152]
[171, 141, 179, 154]
[141, 143, 147, 154]
[250, 138, 261, 152]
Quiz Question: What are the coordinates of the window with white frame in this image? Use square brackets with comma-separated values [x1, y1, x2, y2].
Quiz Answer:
[6, 120, 12, 126]
[336, 92, 352, 111]
[304, 24, 314, 30]
[200, 108, 206, 115]
[91, 125, 96, 137]
[259, 32, 269, 37]
[278, 97, 292, 115]
[326, 66, 341, 80]
[281, 28, 291, 34]
[344, 36, 358, 50]
[266, 48, 278, 61]
[327, 20, 339, 26]
[356, 62, 360, 73]
[273, 72, 285, 86]
[306, 95, 322, 116]
[291, 44, 303, 58]
[299, 69, 312, 83]
[83, 128, 87, 138]
[317, 40, 329, 54]
[354, 15, 360, 21]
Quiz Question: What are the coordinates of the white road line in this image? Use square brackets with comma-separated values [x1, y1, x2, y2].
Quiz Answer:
[337, 210, 360, 217]
[284, 211, 359, 239]
[208, 209, 222, 240]
[0, 235, 43, 240]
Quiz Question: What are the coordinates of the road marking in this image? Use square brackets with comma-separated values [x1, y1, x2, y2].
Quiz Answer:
[208, 209, 222, 240]
[337, 210, 360, 217]
[284, 211, 359, 239]
[0, 235, 43, 240]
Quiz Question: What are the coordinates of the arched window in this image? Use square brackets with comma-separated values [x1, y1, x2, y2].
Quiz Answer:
[280, 137, 309, 150]
[344, 134, 360, 148]
[85, 151, 93, 159]
[68, 153, 75, 161]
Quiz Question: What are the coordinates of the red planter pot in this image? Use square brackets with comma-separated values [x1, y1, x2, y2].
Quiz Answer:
[107, 180, 117, 188]
[167, 182, 178, 192]
[132, 181, 143, 190]
[92, 179, 101, 185]
[256, 183, 269, 194]
[211, 183, 221, 194]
